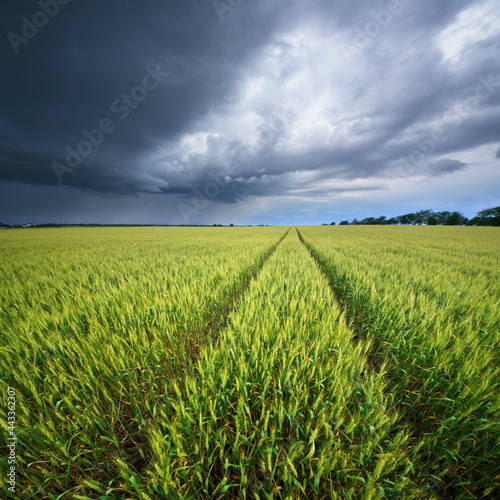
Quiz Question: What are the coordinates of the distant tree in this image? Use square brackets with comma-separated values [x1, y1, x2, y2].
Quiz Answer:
[360, 217, 376, 225]
[339, 220, 349, 225]
[433, 211, 451, 225]
[351, 219, 359, 225]
[444, 211, 468, 226]
[398, 213, 416, 225]
[387, 217, 399, 225]
[330, 222, 336, 225]
[427, 216, 438, 225]
[482, 206, 500, 225]
[415, 210, 432, 225]
[470, 206, 500, 226]
[229, 223, 234, 226]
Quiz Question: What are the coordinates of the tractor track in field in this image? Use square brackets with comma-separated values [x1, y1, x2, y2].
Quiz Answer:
[194, 228, 290, 357]
[296, 227, 384, 373]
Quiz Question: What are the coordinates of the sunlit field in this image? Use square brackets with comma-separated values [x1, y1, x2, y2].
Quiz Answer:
[1, 226, 498, 499]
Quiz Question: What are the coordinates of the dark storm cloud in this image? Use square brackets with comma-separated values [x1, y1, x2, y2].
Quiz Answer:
[0, 0, 499, 223]
[0, 1, 277, 186]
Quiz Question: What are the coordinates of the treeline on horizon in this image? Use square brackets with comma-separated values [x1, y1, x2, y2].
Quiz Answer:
[1, 206, 499, 229]
[330, 206, 500, 226]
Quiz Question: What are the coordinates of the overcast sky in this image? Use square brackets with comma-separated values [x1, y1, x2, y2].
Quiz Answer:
[1, 0, 499, 225]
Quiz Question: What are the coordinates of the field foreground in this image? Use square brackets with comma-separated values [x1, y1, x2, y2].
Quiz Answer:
[1, 226, 499, 499]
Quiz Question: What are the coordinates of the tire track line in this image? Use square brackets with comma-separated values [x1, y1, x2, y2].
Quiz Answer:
[296, 227, 382, 372]
[191, 228, 290, 362]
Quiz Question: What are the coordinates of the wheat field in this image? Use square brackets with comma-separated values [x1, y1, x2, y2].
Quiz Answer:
[1, 226, 498, 499]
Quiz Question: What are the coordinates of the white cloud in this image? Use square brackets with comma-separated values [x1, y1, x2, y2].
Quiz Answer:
[435, 0, 500, 64]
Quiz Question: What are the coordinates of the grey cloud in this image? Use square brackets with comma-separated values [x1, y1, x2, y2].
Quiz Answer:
[425, 159, 468, 177]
